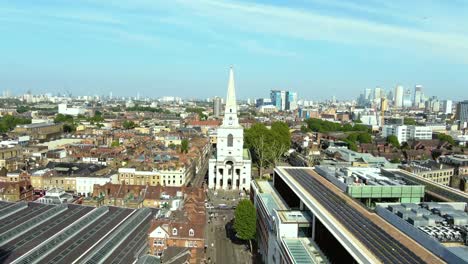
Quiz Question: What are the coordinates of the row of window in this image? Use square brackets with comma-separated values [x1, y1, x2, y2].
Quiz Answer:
[172, 228, 195, 237]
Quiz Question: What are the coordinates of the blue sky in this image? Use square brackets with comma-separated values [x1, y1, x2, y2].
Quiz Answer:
[0, 0, 467, 100]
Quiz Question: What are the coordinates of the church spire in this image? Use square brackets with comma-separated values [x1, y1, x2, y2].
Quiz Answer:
[222, 67, 239, 127]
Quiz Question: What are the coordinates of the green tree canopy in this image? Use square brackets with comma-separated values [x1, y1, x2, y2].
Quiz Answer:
[245, 122, 291, 177]
[54, 114, 74, 124]
[438, 134, 455, 145]
[357, 133, 372, 144]
[234, 199, 256, 247]
[0, 115, 31, 133]
[404, 118, 417, 125]
[387, 135, 400, 148]
[181, 139, 189, 153]
[123, 120, 136, 129]
[303, 118, 369, 133]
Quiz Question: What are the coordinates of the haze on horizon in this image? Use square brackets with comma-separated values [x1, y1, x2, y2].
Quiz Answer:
[0, 0, 467, 100]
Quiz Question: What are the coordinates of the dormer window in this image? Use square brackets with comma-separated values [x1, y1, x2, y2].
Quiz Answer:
[172, 228, 178, 236]
[189, 229, 194, 237]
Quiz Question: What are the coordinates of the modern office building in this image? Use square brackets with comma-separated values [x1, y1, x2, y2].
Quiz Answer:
[382, 125, 432, 143]
[252, 166, 442, 263]
[286, 91, 298, 111]
[270, 90, 299, 111]
[208, 68, 252, 190]
[271, 90, 287, 111]
[394, 85, 404, 108]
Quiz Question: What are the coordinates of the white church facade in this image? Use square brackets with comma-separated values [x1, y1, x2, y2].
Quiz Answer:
[208, 68, 252, 190]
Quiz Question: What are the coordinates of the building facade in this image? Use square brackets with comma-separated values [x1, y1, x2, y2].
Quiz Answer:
[382, 125, 432, 143]
[208, 68, 251, 190]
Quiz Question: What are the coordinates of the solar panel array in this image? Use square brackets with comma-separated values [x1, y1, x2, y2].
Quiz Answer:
[14, 206, 109, 264]
[81, 208, 152, 264]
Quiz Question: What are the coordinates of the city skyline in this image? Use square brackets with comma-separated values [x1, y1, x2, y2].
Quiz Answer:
[1, 1, 467, 100]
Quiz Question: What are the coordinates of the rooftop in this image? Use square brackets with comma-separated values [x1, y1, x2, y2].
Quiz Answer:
[0, 202, 154, 263]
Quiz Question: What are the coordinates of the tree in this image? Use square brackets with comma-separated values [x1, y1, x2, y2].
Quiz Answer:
[122, 120, 136, 129]
[245, 122, 291, 177]
[438, 134, 455, 145]
[245, 124, 271, 178]
[63, 123, 76, 133]
[54, 114, 74, 124]
[390, 158, 401, 164]
[387, 135, 400, 148]
[0, 115, 32, 132]
[181, 139, 189, 153]
[234, 199, 256, 252]
[404, 118, 417, 125]
[357, 133, 372, 144]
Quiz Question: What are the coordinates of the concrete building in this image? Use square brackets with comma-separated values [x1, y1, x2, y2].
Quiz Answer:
[208, 68, 252, 190]
[382, 125, 432, 143]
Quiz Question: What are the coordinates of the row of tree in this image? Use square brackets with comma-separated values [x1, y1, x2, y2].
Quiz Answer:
[244, 122, 291, 177]
[0, 115, 31, 133]
[302, 118, 370, 133]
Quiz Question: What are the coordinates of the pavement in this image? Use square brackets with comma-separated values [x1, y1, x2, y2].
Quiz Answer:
[204, 190, 253, 264]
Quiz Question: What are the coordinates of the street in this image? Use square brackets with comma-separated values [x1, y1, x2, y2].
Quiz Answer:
[204, 190, 253, 264]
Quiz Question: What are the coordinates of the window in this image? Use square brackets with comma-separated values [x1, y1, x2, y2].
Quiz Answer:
[172, 228, 178, 236]
[189, 229, 194, 237]
[227, 134, 233, 147]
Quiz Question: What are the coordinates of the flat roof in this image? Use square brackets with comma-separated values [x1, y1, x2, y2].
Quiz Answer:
[276, 167, 437, 264]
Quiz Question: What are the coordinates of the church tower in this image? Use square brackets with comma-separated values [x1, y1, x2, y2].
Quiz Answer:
[208, 67, 252, 190]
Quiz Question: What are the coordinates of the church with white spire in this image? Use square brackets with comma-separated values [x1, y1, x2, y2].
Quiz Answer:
[208, 67, 252, 190]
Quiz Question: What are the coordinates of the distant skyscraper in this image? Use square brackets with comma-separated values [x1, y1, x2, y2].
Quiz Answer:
[365, 88, 372, 101]
[413, 85, 423, 107]
[394, 85, 404, 108]
[213, 96, 222, 117]
[286, 91, 298, 111]
[374, 87, 382, 100]
[456, 100, 468, 129]
[441, 100, 453, 115]
[270, 90, 287, 111]
[403, 88, 412, 108]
